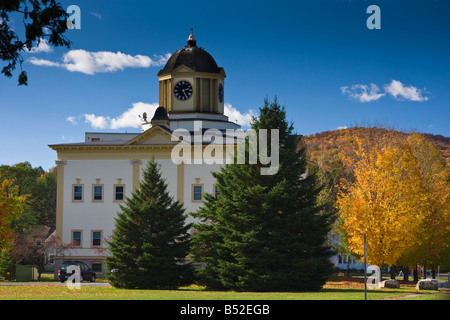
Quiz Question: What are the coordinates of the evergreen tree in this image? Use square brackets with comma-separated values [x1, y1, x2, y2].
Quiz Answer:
[106, 159, 193, 289]
[0, 245, 15, 280]
[191, 97, 335, 291]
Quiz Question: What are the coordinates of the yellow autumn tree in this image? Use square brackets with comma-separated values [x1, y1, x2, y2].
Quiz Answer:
[337, 136, 426, 268]
[0, 178, 25, 251]
[338, 133, 450, 272]
[398, 133, 450, 271]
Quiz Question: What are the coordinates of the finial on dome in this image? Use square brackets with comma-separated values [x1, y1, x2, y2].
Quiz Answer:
[187, 28, 197, 47]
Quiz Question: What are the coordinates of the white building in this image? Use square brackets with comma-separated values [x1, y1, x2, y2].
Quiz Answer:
[49, 31, 351, 278]
[49, 31, 240, 277]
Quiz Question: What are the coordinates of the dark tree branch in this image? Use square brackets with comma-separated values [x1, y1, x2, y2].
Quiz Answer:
[0, 0, 71, 85]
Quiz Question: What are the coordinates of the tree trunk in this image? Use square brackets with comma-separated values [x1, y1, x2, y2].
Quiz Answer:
[35, 264, 42, 282]
[346, 256, 350, 277]
[390, 266, 396, 280]
[431, 269, 436, 279]
[423, 264, 427, 279]
[413, 266, 419, 282]
[402, 267, 409, 281]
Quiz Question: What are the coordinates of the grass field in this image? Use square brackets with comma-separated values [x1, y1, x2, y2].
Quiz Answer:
[0, 276, 448, 300]
[0, 286, 448, 300]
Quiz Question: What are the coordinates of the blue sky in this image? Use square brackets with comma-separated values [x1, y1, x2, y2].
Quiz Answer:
[0, 0, 449, 170]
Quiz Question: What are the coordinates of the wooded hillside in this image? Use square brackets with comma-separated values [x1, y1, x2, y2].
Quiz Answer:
[303, 126, 450, 169]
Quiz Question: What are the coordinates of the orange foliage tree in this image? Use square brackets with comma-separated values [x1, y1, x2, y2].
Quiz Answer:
[398, 134, 450, 271]
[337, 133, 450, 272]
[0, 178, 26, 251]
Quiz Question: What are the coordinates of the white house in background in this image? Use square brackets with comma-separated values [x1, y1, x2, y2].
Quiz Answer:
[331, 255, 364, 271]
[49, 31, 240, 277]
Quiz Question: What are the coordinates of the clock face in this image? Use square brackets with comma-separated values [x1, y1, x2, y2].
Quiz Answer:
[174, 80, 193, 101]
[218, 83, 224, 103]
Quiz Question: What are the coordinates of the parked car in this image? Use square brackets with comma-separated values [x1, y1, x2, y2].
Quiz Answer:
[58, 261, 96, 283]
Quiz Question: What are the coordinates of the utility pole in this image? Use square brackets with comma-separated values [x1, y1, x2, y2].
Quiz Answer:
[364, 233, 367, 301]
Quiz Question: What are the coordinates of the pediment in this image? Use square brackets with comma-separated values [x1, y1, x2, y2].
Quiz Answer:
[172, 65, 195, 73]
[125, 125, 180, 145]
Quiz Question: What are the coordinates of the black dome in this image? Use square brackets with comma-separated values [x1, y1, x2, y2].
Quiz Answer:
[158, 31, 223, 76]
[152, 106, 169, 121]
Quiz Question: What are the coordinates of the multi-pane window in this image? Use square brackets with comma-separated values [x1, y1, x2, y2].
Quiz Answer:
[92, 185, 103, 202]
[192, 185, 203, 202]
[91, 262, 102, 273]
[92, 231, 102, 247]
[114, 185, 125, 202]
[73, 185, 83, 202]
[72, 231, 82, 246]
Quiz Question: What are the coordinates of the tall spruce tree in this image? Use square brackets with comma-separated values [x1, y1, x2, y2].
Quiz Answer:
[191, 97, 335, 291]
[106, 159, 193, 289]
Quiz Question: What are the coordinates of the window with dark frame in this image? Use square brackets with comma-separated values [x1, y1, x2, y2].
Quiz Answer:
[72, 231, 81, 246]
[193, 185, 203, 201]
[73, 185, 83, 201]
[91, 263, 102, 273]
[92, 231, 101, 247]
[93, 185, 103, 201]
[115, 185, 124, 201]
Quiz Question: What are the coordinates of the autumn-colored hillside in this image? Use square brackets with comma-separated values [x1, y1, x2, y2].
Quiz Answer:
[303, 127, 450, 169]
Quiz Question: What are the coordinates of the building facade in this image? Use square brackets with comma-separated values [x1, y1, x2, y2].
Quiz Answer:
[50, 31, 350, 278]
[49, 31, 240, 277]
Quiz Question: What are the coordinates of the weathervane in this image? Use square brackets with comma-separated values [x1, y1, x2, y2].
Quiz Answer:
[139, 112, 148, 123]
[187, 28, 196, 47]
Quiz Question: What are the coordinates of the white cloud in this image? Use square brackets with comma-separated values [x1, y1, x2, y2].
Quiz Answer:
[337, 126, 348, 130]
[84, 114, 110, 129]
[27, 38, 53, 53]
[80, 102, 159, 129]
[340, 83, 385, 102]
[66, 116, 78, 125]
[341, 80, 430, 103]
[89, 12, 102, 20]
[384, 80, 429, 102]
[63, 50, 169, 75]
[28, 57, 61, 67]
[224, 103, 255, 128]
[29, 50, 171, 75]
[71, 102, 255, 130]
[61, 136, 74, 142]
[109, 102, 159, 129]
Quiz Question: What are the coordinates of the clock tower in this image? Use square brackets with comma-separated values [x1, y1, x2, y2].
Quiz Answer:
[156, 29, 239, 131]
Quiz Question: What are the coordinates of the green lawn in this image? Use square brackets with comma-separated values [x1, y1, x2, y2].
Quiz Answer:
[0, 284, 448, 300]
[1, 273, 448, 300]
